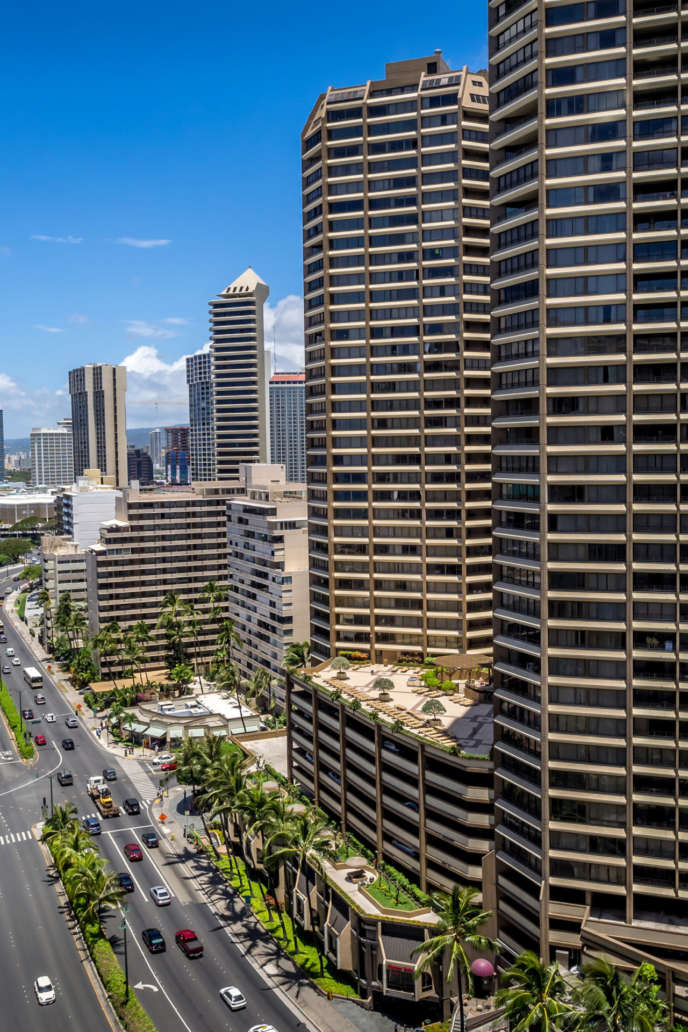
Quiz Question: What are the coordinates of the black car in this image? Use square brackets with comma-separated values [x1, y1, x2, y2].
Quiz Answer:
[123, 798, 140, 815]
[102, 768, 117, 781]
[56, 770, 73, 786]
[142, 831, 158, 849]
[62, 738, 75, 750]
[118, 872, 135, 893]
[141, 928, 166, 954]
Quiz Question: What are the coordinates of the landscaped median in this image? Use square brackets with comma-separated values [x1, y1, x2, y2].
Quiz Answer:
[45, 836, 158, 1032]
[200, 842, 360, 999]
[0, 679, 34, 758]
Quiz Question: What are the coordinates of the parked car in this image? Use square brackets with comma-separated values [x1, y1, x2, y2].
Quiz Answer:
[118, 873, 135, 893]
[150, 885, 172, 906]
[175, 929, 203, 958]
[151, 753, 174, 768]
[142, 831, 158, 849]
[34, 976, 56, 1005]
[102, 768, 117, 781]
[219, 985, 246, 1011]
[123, 798, 140, 815]
[62, 738, 74, 750]
[83, 817, 101, 835]
[56, 770, 73, 786]
[141, 928, 166, 953]
[65, 715, 78, 728]
[123, 843, 142, 862]
[248, 1026, 279, 1032]
[35, 734, 46, 746]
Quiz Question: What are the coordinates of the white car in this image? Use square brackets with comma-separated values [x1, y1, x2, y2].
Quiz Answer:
[149, 885, 172, 906]
[219, 985, 246, 1010]
[248, 1027, 278, 1032]
[6, 648, 14, 657]
[34, 976, 56, 1005]
[11, 657, 20, 666]
[151, 753, 174, 769]
[45, 713, 55, 723]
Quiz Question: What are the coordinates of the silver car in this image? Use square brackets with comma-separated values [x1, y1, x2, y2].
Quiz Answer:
[149, 885, 172, 906]
[219, 985, 246, 1010]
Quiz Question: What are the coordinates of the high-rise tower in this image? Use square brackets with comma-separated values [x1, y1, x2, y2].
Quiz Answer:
[302, 53, 493, 665]
[490, 0, 688, 999]
[210, 268, 269, 479]
[186, 351, 216, 481]
[269, 372, 306, 481]
[68, 363, 127, 487]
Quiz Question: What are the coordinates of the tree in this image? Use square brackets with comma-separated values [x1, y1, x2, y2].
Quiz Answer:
[575, 957, 666, 1032]
[216, 660, 248, 733]
[495, 951, 571, 1032]
[92, 621, 122, 691]
[65, 857, 123, 929]
[421, 698, 446, 724]
[200, 580, 228, 626]
[52, 825, 94, 874]
[121, 632, 145, 688]
[216, 619, 242, 669]
[41, 803, 79, 847]
[70, 644, 98, 689]
[412, 884, 496, 1026]
[331, 656, 351, 679]
[169, 662, 194, 697]
[182, 600, 202, 676]
[284, 641, 310, 672]
[38, 589, 53, 649]
[373, 676, 394, 701]
[202, 751, 250, 880]
[158, 591, 189, 667]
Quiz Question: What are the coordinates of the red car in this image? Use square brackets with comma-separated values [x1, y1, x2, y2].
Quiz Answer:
[160, 760, 177, 771]
[175, 929, 203, 958]
[35, 734, 46, 746]
[123, 843, 143, 862]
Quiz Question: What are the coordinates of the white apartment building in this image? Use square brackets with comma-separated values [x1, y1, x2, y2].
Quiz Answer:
[59, 478, 121, 548]
[227, 464, 309, 697]
[30, 423, 74, 487]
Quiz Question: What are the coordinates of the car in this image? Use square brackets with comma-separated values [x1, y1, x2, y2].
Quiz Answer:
[142, 928, 166, 953]
[160, 760, 177, 772]
[175, 929, 203, 958]
[22, 708, 34, 720]
[219, 985, 246, 1011]
[248, 1026, 279, 1032]
[62, 738, 74, 750]
[151, 753, 174, 768]
[150, 885, 172, 906]
[123, 842, 143, 861]
[65, 715, 78, 728]
[83, 816, 101, 835]
[45, 712, 55, 723]
[6, 648, 14, 656]
[118, 872, 135, 893]
[34, 694, 46, 705]
[102, 768, 117, 781]
[142, 831, 158, 849]
[34, 976, 56, 1005]
[35, 734, 46, 746]
[56, 770, 73, 786]
[0, 635, 6, 643]
[1, 665, 9, 674]
[123, 798, 140, 815]
[11, 658, 20, 666]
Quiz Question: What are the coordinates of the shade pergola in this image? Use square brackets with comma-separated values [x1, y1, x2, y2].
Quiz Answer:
[89, 669, 170, 693]
[432, 653, 492, 674]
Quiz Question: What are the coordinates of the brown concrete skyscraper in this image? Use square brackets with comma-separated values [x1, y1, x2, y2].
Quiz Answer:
[302, 53, 492, 665]
[68, 363, 127, 488]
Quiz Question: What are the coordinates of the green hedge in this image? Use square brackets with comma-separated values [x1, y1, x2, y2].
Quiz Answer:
[47, 840, 157, 1032]
[0, 680, 34, 758]
[15, 593, 27, 622]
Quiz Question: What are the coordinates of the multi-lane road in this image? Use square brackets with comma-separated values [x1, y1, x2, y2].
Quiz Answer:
[0, 568, 310, 1032]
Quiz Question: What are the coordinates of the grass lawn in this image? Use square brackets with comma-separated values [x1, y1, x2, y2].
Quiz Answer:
[365, 877, 419, 912]
[209, 849, 360, 998]
[15, 593, 27, 621]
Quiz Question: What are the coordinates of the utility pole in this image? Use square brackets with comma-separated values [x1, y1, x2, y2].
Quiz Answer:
[120, 906, 129, 1001]
[49, 773, 54, 817]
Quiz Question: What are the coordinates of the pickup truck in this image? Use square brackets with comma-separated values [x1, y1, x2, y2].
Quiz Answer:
[87, 776, 120, 818]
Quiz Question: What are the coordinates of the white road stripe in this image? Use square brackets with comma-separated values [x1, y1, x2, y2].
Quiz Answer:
[9, 833, 15, 843]
[0, 835, 5, 845]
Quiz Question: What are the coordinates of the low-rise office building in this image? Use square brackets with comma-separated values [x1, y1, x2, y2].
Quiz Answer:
[227, 465, 309, 698]
[287, 660, 494, 895]
[0, 492, 55, 528]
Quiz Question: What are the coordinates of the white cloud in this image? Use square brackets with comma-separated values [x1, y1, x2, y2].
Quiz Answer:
[116, 237, 171, 248]
[125, 320, 176, 340]
[122, 345, 193, 426]
[68, 312, 89, 324]
[0, 373, 22, 396]
[30, 234, 82, 244]
[263, 294, 304, 371]
[163, 317, 188, 325]
[33, 324, 63, 334]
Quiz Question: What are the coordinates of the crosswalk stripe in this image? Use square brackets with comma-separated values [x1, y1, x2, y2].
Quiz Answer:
[0, 835, 5, 844]
[9, 834, 15, 843]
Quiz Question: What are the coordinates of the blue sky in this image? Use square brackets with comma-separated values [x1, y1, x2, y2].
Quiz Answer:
[0, 0, 487, 437]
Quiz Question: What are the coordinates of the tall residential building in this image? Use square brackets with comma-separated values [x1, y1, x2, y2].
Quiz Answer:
[164, 425, 190, 485]
[186, 351, 216, 481]
[30, 422, 74, 487]
[269, 372, 306, 482]
[86, 480, 240, 675]
[210, 268, 269, 479]
[149, 428, 163, 471]
[489, 0, 688, 1005]
[68, 363, 128, 487]
[0, 410, 4, 482]
[302, 54, 492, 665]
[127, 446, 153, 486]
[226, 464, 309, 696]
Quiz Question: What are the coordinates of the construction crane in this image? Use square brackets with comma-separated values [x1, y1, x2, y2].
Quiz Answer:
[128, 399, 188, 413]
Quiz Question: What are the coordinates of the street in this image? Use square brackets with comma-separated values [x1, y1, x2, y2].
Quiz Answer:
[0, 569, 311, 1032]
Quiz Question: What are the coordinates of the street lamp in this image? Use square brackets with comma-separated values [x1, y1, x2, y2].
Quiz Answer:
[120, 905, 129, 1001]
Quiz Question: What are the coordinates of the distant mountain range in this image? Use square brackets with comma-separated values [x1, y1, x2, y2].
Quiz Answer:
[6, 428, 159, 455]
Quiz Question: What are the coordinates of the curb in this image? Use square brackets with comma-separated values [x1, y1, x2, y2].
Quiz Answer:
[35, 829, 123, 1032]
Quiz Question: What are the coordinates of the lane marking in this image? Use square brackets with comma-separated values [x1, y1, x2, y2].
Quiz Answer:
[124, 915, 194, 1032]
[0, 741, 64, 798]
[130, 828, 174, 896]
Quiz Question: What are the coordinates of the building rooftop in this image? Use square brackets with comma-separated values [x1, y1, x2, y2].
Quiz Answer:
[305, 661, 493, 756]
[220, 267, 267, 295]
[270, 372, 305, 382]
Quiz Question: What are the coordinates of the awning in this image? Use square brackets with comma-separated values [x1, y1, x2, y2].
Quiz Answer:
[212, 728, 227, 737]
[188, 728, 206, 738]
[168, 726, 183, 739]
[381, 930, 425, 963]
[125, 721, 149, 734]
[146, 724, 167, 737]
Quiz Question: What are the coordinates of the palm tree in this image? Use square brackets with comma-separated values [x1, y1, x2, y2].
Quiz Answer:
[216, 619, 242, 669]
[169, 661, 194, 697]
[495, 951, 571, 1032]
[576, 957, 666, 1032]
[200, 580, 228, 625]
[65, 858, 124, 929]
[158, 591, 189, 666]
[283, 641, 310, 672]
[41, 803, 79, 846]
[68, 606, 88, 650]
[93, 620, 122, 690]
[121, 632, 145, 689]
[182, 600, 201, 676]
[53, 825, 93, 874]
[249, 666, 271, 711]
[412, 884, 497, 1026]
[266, 810, 335, 954]
[203, 751, 250, 878]
[131, 621, 152, 685]
[38, 588, 53, 649]
[216, 660, 248, 733]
